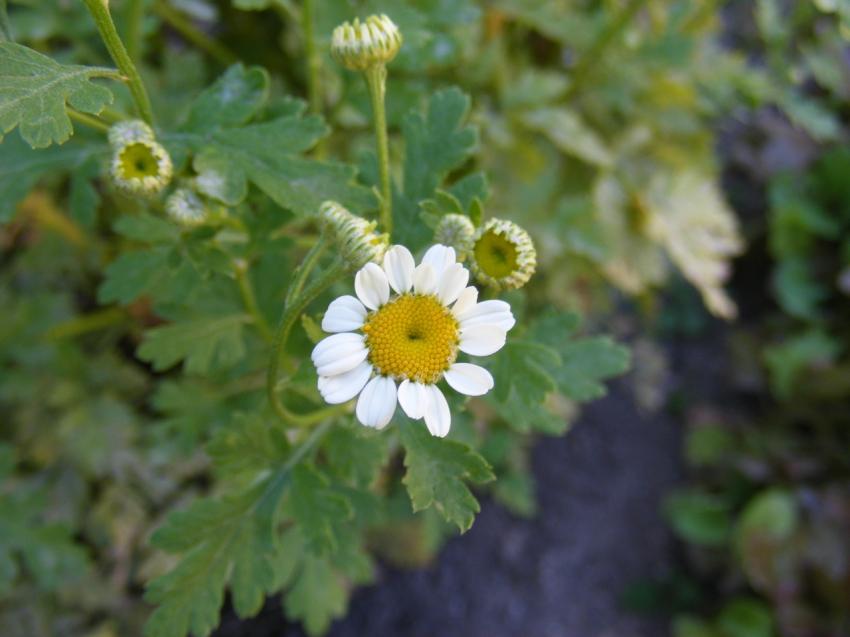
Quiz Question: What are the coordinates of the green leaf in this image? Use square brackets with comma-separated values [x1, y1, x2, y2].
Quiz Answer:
[207, 413, 291, 481]
[98, 247, 200, 306]
[520, 107, 613, 167]
[664, 490, 732, 546]
[145, 479, 286, 637]
[764, 329, 841, 398]
[397, 87, 478, 248]
[530, 312, 630, 401]
[287, 465, 352, 556]
[176, 114, 373, 215]
[324, 425, 389, 486]
[398, 419, 494, 532]
[717, 599, 774, 637]
[113, 213, 181, 244]
[137, 315, 250, 374]
[0, 134, 102, 222]
[284, 554, 347, 637]
[183, 64, 269, 133]
[0, 42, 116, 148]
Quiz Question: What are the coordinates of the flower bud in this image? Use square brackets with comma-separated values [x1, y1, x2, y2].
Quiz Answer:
[433, 214, 475, 259]
[110, 139, 172, 196]
[331, 14, 402, 71]
[319, 201, 389, 269]
[469, 218, 537, 291]
[165, 188, 207, 226]
[107, 119, 154, 149]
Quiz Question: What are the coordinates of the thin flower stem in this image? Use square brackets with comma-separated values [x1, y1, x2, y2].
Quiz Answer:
[100, 106, 127, 123]
[364, 64, 393, 236]
[234, 260, 275, 343]
[285, 236, 328, 308]
[301, 0, 326, 158]
[125, 0, 145, 62]
[83, 0, 155, 126]
[68, 109, 111, 134]
[302, 0, 321, 116]
[267, 259, 347, 426]
[152, 0, 238, 65]
[563, 0, 650, 101]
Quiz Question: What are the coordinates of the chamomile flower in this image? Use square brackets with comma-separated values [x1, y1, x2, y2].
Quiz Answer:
[110, 138, 172, 196]
[469, 218, 537, 291]
[331, 14, 402, 71]
[165, 188, 207, 226]
[312, 244, 515, 437]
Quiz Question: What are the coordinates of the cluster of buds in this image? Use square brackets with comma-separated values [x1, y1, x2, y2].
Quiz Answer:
[331, 14, 402, 71]
[433, 214, 537, 291]
[319, 201, 389, 270]
[107, 120, 172, 196]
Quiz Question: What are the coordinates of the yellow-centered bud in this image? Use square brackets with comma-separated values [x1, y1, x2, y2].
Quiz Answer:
[469, 218, 537, 291]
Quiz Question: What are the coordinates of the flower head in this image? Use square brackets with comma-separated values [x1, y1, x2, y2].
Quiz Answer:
[331, 14, 402, 71]
[165, 188, 207, 226]
[469, 218, 536, 291]
[110, 138, 172, 196]
[434, 214, 475, 258]
[312, 244, 515, 437]
[107, 119, 154, 148]
[319, 201, 389, 269]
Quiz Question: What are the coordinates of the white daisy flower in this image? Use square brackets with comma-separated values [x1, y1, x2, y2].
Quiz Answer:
[311, 244, 515, 437]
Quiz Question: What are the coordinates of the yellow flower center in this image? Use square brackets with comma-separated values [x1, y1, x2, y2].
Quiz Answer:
[474, 229, 519, 279]
[363, 294, 459, 383]
[118, 142, 160, 179]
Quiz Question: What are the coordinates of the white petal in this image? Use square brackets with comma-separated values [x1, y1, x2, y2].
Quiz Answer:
[451, 286, 478, 317]
[311, 333, 368, 376]
[382, 245, 415, 294]
[354, 262, 390, 310]
[437, 263, 469, 305]
[317, 361, 373, 404]
[355, 376, 397, 429]
[397, 379, 428, 420]
[444, 363, 494, 397]
[459, 325, 507, 357]
[322, 295, 367, 333]
[458, 300, 516, 332]
[422, 244, 456, 279]
[423, 385, 451, 437]
[413, 262, 437, 295]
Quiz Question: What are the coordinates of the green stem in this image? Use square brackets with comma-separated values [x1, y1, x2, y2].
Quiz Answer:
[69, 109, 111, 134]
[267, 259, 347, 426]
[234, 260, 275, 343]
[364, 64, 393, 236]
[83, 0, 155, 125]
[302, 0, 321, 116]
[563, 0, 650, 101]
[285, 236, 328, 308]
[125, 0, 145, 62]
[45, 307, 128, 340]
[153, 0, 238, 65]
[100, 106, 127, 124]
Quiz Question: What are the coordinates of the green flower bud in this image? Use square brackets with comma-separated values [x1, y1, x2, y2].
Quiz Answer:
[319, 201, 389, 269]
[469, 218, 537, 291]
[107, 119, 154, 149]
[331, 14, 402, 71]
[433, 214, 475, 259]
[165, 188, 207, 226]
[110, 139, 172, 196]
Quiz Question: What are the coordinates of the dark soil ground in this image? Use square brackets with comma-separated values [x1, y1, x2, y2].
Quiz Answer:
[213, 332, 723, 637]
